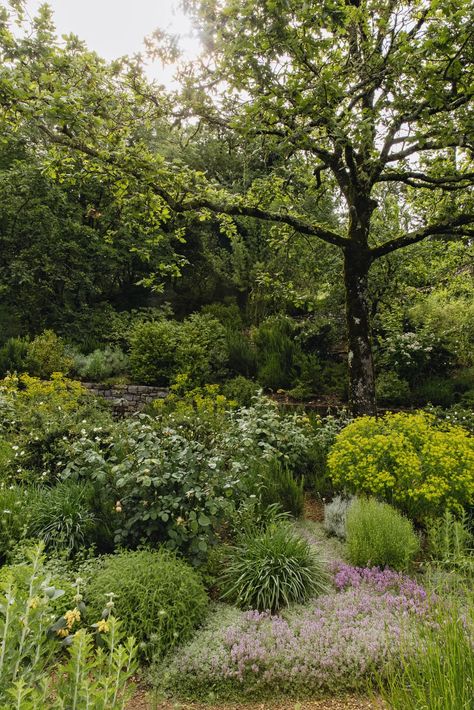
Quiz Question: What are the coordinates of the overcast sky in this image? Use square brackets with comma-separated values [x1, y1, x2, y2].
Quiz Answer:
[23, 0, 201, 85]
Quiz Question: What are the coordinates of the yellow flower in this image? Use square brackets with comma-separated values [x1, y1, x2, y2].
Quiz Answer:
[64, 608, 81, 629]
[28, 596, 41, 609]
[96, 619, 110, 633]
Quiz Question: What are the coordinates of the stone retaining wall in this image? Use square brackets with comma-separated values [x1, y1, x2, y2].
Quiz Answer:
[83, 382, 168, 415]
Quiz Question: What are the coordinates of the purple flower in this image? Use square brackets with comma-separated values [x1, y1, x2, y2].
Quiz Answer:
[163, 569, 431, 698]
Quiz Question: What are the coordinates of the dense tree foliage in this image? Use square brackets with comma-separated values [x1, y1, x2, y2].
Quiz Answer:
[0, 0, 473, 412]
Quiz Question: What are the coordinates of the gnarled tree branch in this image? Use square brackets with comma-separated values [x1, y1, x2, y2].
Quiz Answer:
[371, 214, 474, 259]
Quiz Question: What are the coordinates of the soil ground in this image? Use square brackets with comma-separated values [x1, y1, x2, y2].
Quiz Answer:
[128, 691, 385, 710]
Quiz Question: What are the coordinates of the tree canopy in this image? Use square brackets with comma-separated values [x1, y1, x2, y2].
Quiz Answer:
[0, 0, 473, 412]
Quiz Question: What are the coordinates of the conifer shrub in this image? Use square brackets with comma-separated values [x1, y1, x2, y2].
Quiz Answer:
[259, 457, 304, 518]
[85, 549, 208, 660]
[0, 337, 29, 377]
[253, 315, 299, 389]
[72, 347, 129, 381]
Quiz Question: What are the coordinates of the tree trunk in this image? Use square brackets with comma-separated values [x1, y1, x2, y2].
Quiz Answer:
[343, 245, 377, 416]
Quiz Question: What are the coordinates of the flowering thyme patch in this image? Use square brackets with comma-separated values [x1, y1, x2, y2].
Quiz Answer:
[156, 565, 430, 700]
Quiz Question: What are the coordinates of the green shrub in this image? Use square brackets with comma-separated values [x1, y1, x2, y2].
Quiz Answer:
[200, 301, 243, 331]
[452, 366, 474, 393]
[178, 312, 229, 385]
[229, 396, 316, 473]
[129, 319, 180, 385]
[410, 289, 474, 367]
[346, 498, 419, 570]
[67, 415, 238, 561]
[222, 375, 259, 407]
[72, 347, 129, 381]
[412, 376, 456, 407]
[221, 522, 329, 611]
[129, 314, 229, 386]
[27, 482, 100, 557]
[0, 337, 29, 377]
[328, 412, 474, 519]
[376, 371, 411, 405]
[227, 330, 258, 378]
[253, 315, 299, 389]
[379, 330, 443, 383]
[149, 379, 239, 448]
[0, 486, 30, 562]
[319, 360, 348, 398]
[259, 458, 304, 518]
[63, 397, 316, 561]
[0, 373, 112, 483]
[290, 355, 347, 399]
[85, 549, 208, 660]
[26, 330, 73, 378]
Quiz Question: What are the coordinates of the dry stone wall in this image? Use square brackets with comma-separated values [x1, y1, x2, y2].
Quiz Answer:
[83, 383, 168, 415]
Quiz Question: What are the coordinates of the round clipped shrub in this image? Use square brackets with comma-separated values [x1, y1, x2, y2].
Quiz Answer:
[346, 498, 419, 570]
[221, 522, 329, 612]
[85, 549, 208, 659]
[328, 412, 474, 519]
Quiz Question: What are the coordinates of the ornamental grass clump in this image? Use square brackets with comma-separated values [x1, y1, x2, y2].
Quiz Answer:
[156, 565, 429, 700]
[85, 549, 208, 660]
[346, 498, 419, 571]
[28, 482, 98, 557]
[379, 594, 474, 709]
[221, 522, 329, 612]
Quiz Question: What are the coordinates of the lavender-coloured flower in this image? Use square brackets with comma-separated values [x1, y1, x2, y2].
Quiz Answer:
[158, 567, 430, 699]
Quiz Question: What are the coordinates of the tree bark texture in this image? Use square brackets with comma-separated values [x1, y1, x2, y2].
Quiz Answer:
[343, 246, 377, 416]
